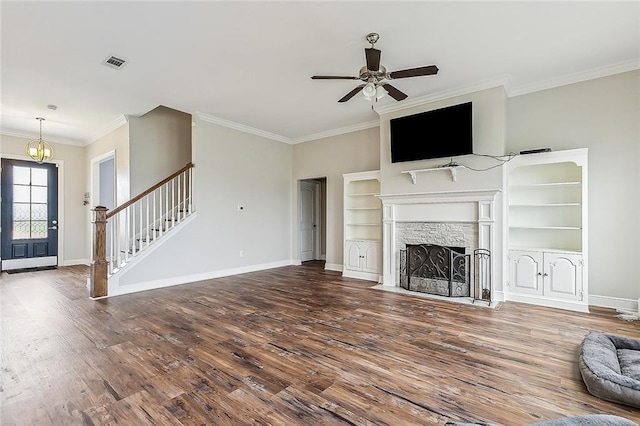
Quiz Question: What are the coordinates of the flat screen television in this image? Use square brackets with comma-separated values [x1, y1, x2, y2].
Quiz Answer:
[390, 102, 472, 163]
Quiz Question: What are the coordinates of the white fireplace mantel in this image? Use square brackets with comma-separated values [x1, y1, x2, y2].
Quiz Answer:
[377, 189, 501, 289]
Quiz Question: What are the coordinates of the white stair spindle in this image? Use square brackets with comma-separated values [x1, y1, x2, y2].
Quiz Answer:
[188, 167, 193, 215]
[177, 174, 182, 223]
[161, 184, 167, 237]
[115, 215, 121, 269]
[145, 196, 150, 248]
[125, 207, 130, 262]
[182, 171, 187, 219]
[152, 191, 157, 241]
[171, 178, 176, 227]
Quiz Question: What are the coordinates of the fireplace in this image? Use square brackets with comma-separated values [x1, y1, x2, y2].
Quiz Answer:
[399, 244, 470, 297]
[377, 189, 501, 303]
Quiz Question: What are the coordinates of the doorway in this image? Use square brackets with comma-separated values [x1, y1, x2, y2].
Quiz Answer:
[1, 158, 59, 271]
[91, 152, 116, 258]
[299, 178, 326, 263]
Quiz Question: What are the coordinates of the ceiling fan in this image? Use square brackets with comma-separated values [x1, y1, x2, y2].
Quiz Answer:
[311, 33, 439, 103]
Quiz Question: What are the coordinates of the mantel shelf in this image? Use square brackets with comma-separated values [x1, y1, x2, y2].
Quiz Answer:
[401, 165, 466, 184]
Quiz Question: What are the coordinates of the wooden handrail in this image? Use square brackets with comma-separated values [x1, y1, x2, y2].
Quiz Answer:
[107, 162, 193, 219]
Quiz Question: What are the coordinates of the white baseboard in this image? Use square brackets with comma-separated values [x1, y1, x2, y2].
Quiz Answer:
[61, 258, 91, 266]
[589, 294, 639, 311]
[319, 254, 326, 261]
[505, 293, 589, 313]
[109, 259, 296, 297]
[324, 263, 342, 272]
[2, 256, 57, 270]
[493, 290, 505, 302]
[292, 259, 302, 266]
[343, 269, 379, 282]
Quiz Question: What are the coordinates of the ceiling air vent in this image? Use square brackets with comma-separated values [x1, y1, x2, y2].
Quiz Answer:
[103, 55, 127, 69]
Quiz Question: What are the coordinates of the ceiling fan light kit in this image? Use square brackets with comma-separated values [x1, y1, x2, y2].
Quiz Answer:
[311, 33, 439, 104]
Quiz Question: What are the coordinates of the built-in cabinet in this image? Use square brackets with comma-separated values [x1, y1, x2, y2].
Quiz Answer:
[343, 171, 381, 281]
[510, 250, 583, 301]
[506, 149, 588, 312]
[345, 240, 380, 275]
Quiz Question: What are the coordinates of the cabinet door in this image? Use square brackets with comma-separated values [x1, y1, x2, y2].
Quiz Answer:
[509, 251, 544, 296]
[362, 242, 379, 274]
[345, 242, 362, 271]
[543, 253, 583, 301]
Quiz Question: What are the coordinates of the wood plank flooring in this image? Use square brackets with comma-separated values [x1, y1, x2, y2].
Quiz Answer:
[1, 262, 639, 425]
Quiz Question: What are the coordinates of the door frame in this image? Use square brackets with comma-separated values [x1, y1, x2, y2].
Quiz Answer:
[298, 178, 323, 262]
[90, 150, 116, 211]
[0, 153, 65, 266]
[89, 150, 116, 260]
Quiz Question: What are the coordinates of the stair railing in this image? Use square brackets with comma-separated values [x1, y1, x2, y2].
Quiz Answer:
[90, 162, 194, 298]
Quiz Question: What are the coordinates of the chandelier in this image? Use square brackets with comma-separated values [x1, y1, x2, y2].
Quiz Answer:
[25, 117, 54, 163]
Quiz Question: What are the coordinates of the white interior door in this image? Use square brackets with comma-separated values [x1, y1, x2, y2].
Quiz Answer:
[299, 181, 317, 261]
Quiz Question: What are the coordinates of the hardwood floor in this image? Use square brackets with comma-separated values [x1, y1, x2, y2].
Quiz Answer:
[1, 263, 639, 425]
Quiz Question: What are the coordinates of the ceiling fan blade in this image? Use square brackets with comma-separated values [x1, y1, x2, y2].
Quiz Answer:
[365, 48, 381, 71]
[311, 75, 359, 80]
[388, 65, 439, 79]
[381, 83, 408, 101]
[338, 84, 365, 103]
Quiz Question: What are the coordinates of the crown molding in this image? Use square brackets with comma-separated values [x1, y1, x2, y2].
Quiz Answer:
[0, 129, 85, 146]
[509, 58, 640, 97]
[84, 114, 128, 146]
[292, 120, 380, 144]
[374, 74, 512, 116]
[196, 112, 292, 144]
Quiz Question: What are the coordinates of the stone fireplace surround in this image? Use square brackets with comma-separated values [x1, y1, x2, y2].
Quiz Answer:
[377, 190, 501, 299]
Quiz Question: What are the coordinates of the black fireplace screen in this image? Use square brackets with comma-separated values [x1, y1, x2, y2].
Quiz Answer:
[399, 244, 492, 301]
[400, 244, 470, 297]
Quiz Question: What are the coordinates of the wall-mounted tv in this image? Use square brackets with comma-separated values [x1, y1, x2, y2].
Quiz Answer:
[390, 102, 473, 163]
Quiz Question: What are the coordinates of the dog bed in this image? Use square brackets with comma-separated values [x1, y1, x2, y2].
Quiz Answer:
[579, 331, 640, 408]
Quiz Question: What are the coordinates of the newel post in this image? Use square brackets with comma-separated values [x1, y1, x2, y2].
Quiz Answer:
[90, 206, 108, 298]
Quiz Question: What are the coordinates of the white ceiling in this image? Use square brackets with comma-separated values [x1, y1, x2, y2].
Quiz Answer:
[1, 1, 639, 145]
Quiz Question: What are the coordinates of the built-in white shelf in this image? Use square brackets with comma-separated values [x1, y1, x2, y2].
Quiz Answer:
[401, 165, 466, 184]
[506, 148, 589, 312]
[343, 170, 382, 282]
[509, 246, 582, 255]
[510, 181, 581, 189]
[349, 192, 379, 197]
[510, 203, 581, 207]
[510, 226, 581, 230]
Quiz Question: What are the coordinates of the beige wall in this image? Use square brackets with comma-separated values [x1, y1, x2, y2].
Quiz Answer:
[1, 135, 88, 264]
[85, 122, 130, 206]
[84, 122, 130, 259]
[293, 127, 380, 268]
[507, 70, 640, 301]
[379, 86, 507, 195]
[116, 117, 293, 287]
[379, 87, 507, 291]
[129, 106, 192, 196]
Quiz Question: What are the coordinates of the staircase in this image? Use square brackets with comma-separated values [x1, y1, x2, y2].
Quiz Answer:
[90, 163, 194, 297]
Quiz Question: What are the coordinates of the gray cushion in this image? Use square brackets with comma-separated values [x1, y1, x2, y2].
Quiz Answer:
[618, 349, 640, 381]
[533, 415, 638, 425]
[446, 416, 637, 426]
[579, 331, 640, 408]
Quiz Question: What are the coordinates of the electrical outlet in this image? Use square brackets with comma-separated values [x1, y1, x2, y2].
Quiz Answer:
[239, 250, 244, 258]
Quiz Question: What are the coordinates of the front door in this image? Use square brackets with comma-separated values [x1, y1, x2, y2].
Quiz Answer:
[1, 159, 59, 271]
